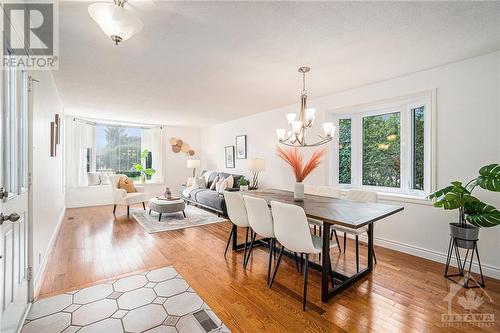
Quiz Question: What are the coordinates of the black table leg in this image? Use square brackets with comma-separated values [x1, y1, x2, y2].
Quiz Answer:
[321, 223, 331, 302]
[367, 223, 374, 271]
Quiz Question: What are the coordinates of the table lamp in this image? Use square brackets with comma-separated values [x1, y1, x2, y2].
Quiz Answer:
[187, 159, 201, 177]
[248, 158, 265, 189]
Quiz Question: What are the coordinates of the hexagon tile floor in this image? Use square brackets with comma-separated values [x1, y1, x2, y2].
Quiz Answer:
[22, 267, 231, 333]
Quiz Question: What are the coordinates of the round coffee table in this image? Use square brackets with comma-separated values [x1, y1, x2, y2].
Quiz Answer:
[148, 198, 186, 221]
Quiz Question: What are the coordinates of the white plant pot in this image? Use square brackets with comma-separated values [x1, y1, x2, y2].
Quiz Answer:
[294, 182, 304, 201]
[240, 185, 249, 191]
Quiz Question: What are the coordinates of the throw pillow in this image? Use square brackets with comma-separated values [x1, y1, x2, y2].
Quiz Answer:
[87, 172, 101, 186]
[118, 177, 136, 193]
[210, 176, 219, 190]
[194, 176, 206, 188]
[215, 176, 226, 192]
[217, 175, 234, 194]
[225, 175, 234, 189]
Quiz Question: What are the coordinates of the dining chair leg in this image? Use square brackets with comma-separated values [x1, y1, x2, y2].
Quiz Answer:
[343, 232, 347, 252]
[267, 239, 274, 286]
[355, 235, 359, 273]
[273, 239, 277, 260]
[313, 225, 317, 235]
[302, 253, 309, 311]
[333, 230, 342, 253]
[243, 227, 249, 267]
[300, 253, 304, 274]
[127, 205, 130, 216]
[148, 209, 151, 215]
[373, 246, 378, 264]
[294, 252, 300, 272]
[142, 202, 146, 210]
[158, 213, 162, 221]
[224, 225, 235, 258]
[113, 205, 117, 214]
[270, 245, 285, 288]
[244, 230, 257, 269]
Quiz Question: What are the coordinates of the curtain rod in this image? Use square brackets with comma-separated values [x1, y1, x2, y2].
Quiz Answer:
[72, 116, 164, 130]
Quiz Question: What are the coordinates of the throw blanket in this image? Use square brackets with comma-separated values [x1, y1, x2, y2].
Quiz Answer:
[182, 186, 197, 198]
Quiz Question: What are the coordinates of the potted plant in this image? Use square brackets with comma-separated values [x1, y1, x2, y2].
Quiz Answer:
[133, 149, 156, 183]
[276, 147, 326, 201]
[238, 177, 250, 191]
[428, 163, 500, 249]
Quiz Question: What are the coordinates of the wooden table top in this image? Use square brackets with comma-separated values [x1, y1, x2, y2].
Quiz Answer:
[242, 188, 404, 228]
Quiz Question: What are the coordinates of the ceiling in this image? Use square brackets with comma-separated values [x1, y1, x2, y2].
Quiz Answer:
[54, 1, 500, 127]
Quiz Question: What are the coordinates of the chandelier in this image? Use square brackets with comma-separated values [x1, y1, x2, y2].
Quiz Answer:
[88, 0, 143, 45]
[276, 67, 335, 147]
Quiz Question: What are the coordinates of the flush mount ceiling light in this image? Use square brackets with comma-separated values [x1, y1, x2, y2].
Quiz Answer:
[276, 67, 335, 147]
[88, 0, 143, 45]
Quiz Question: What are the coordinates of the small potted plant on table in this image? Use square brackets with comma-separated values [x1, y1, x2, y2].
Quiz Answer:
[238, 177, 250, 191]
[428, 163, 500, 286]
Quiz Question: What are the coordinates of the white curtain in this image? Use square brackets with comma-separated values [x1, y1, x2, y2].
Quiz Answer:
[141, 126, 164, 183]
[66, 118, 94, 187]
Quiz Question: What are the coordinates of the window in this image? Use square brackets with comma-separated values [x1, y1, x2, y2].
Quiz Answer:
[362, 112, 401, 188]
[338, 118, 351, 184]
[412, 106, 425, 191]
[331, 93, 433, 196]
[95, 125, 142, 180]
[2, 57, 29, 196]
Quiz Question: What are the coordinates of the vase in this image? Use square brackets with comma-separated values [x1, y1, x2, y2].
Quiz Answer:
[240, 185, 249, 191]
[140, 174, 146, 183]
[294, 182, 304, 201]
[449, 222, 479, 249]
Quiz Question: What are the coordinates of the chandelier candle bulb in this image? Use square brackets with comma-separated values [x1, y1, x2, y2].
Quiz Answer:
[286, 113, 297, 125]
[292, 121, 303, 134]
[305, 108, 316, 123]
[322, 122, 335, 137]
[276, 129, 286, 141]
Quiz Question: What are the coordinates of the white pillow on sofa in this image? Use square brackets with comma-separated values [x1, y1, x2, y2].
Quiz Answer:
[218, 175, 234, 194]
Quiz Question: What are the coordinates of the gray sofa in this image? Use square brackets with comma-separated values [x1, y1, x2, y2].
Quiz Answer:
[180, 172, 243, 216]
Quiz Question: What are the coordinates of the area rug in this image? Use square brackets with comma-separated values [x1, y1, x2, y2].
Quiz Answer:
[22, 266, 231, 333]
[131, 205, 225, 234]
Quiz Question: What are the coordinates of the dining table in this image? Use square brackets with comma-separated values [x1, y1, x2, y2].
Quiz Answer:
[233, 188, 404, 302]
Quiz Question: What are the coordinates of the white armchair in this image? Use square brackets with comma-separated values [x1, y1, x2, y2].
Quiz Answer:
[110, 174, 148, 216]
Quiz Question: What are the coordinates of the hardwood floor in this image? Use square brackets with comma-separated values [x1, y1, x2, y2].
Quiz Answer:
[39, 204, 500, 332]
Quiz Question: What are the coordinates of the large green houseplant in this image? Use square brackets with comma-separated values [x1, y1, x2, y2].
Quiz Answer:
[428, 163, 500, 248]
[133, 149, 156, 183]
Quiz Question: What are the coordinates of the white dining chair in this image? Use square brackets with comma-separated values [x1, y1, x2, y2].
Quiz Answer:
[332, 189, 378, 272]
[109, 174, 148, 216]
[270, 201, 337, 311]
[223, 191, 251, 266]
[242, 195, 276, 284]
[305, 186, 343, 251]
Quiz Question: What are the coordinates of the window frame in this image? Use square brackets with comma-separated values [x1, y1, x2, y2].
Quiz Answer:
[329, 91, 434, 197]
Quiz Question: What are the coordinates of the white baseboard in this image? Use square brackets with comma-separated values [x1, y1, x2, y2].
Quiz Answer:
[66, 200, 111, 208]
[354, 234, 500, 279]
[33, 206, 66, 297]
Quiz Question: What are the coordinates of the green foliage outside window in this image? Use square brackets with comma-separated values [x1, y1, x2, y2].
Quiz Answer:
[362, 112, 401, 188]
[412, 107, 425, 190]
[338, 119, 352, 184]
[95, 125, 142, 180]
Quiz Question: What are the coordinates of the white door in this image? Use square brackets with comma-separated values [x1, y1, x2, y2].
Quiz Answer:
[0, 64, 31, 332]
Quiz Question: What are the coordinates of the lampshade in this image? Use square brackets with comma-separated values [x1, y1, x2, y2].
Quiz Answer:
[276, 128, 286, 141]
[248, 158, 265, 172]
[187, 159, 201, 169]
[88, 2, 143, 45]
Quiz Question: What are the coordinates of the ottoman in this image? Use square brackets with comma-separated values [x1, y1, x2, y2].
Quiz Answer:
[148, 198, 186, 221]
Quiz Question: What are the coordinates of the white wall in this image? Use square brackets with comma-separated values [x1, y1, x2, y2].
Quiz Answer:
[201, 51, 500, 278]
[65, 125, 201, 207]
[31, 70, 66, 291]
